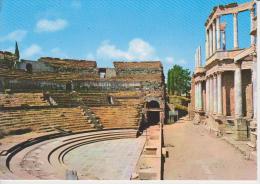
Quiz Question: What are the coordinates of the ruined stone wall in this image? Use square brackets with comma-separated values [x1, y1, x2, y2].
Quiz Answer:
[105, 68, 116, 78]
[73, 80, 141, 91]
[18, 60, 55, 72]
[1, 79, 66, 92]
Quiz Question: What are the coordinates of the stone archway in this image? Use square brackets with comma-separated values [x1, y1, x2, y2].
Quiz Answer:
[26, 63, 32, 73]
[146, 99, 161, 125]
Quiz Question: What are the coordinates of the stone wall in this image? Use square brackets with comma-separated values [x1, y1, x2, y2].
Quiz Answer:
[18, 60, 55, 72]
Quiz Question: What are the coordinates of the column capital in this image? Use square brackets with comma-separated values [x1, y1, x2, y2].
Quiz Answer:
[233, 12, 238, 16]
[216, 70, 223, 75]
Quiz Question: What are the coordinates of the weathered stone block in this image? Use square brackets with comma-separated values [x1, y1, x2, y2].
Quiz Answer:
[234, 118, 247, 131]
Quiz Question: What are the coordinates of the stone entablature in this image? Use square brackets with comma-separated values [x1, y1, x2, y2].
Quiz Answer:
[205, 60, 253, 77]
[205, 1, 255, 29]
[206, 49, 244, 66]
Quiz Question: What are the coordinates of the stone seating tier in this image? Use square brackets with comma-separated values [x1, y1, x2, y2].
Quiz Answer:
[0, 93, 50, 108]
[0, 107, 94, 134]
[90, 97, 143, 129]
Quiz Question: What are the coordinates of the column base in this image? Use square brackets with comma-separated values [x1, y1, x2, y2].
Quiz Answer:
[234, 118, 249, 141]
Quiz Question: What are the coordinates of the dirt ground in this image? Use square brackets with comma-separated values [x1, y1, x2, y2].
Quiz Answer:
[163, 119, 257, 180]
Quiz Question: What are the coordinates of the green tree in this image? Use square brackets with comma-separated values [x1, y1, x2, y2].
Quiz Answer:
[15, 41, 20, 60]
[167, 65, 191, 96]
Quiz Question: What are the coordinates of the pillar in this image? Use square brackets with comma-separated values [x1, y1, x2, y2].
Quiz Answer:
[212, 20, 216, 53]
[252, 56, 257, 120]
[216, 16, 221, 50]
[198, 81, 202, 110]
[233, 13, 239, 49]
[234, 62, 242, 117]
[195, 83, 197, 110]
[222, 30, 226, 50]
[213, 74, 217, 114]
[206, 78, 210, 113]
[217, 72, 222, 115]
[206, 29, 209, 58]
[234, 62, 248, 140]
[209, 26, 212, 56]
[198, 46, 201, 67]
[250, 8, 255, 46]
[210, 76, 214, 113]
[195, 50, 197, 68]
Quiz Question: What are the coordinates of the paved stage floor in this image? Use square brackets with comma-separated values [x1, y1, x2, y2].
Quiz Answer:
[63, 137, 145, 179]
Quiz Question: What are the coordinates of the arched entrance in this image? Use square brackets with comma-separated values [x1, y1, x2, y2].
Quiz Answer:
[26, 63, 32, 73]
[146, 100, 160, 125]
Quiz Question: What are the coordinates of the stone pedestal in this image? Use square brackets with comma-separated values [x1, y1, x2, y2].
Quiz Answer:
[248, 119, 257, 150]
[234, 118, 249, 141]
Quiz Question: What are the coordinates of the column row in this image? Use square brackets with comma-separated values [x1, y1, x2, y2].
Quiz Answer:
[195, 81, 203, 111]
[205, 73, 222, 115]
[206, 8, 256, 59]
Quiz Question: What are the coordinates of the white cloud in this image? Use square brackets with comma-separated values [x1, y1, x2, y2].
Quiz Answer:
[71, 0, 82, 9]
[96, 38, 156, 61]
[35, 19, 68, 32]
[0, 30, 27, 42]
[23, 44, 42, 58]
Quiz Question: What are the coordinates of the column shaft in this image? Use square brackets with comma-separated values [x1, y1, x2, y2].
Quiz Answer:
[234, 63, 242, 117]
[216, 16, 221, 50]
[250, 8, 255, 45]
[213, 21, 216, 53]
[209, 27, 212, 56]
[217, 73, 222, 115]
[195, 83, 197, 110]
[206, 29, 209, 58]
[233, 13, 239, 49]
[213, 75, 217, 114]
[206, 79, 208, 112]
[199, 82, 202, 110]
[210, 77, 213, 113]
[252, 58, 257, 119]
[222, 30, 226, 50]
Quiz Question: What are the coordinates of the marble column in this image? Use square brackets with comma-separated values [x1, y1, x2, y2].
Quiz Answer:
[210, 76, 214, 113]
[233, 13, 239, 49]
[199, 81, 202, 110]
[222, 30, 226, 50]
[213, 74, 217, 114]
[234, 62, 242, 117]
[206, 29, 209, 58]
[212, 20, 216, 53]
[198, 46, 201, 67]
[206, 79, 208, 113]
[217, 72, 222, 115]
[195, 83, 197, 110]
[250, 8, 255, 46]
[209, 27, 212, 56]
[206, 78, 210, 112]
[252, 56, 257, 120]
[216, 16, 221, 50]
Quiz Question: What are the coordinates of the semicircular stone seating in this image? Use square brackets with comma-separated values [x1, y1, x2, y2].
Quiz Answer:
[0, 129, 145, 180]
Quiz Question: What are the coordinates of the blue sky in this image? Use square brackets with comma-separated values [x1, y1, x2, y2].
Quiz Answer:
[0, 0, 252, 76]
